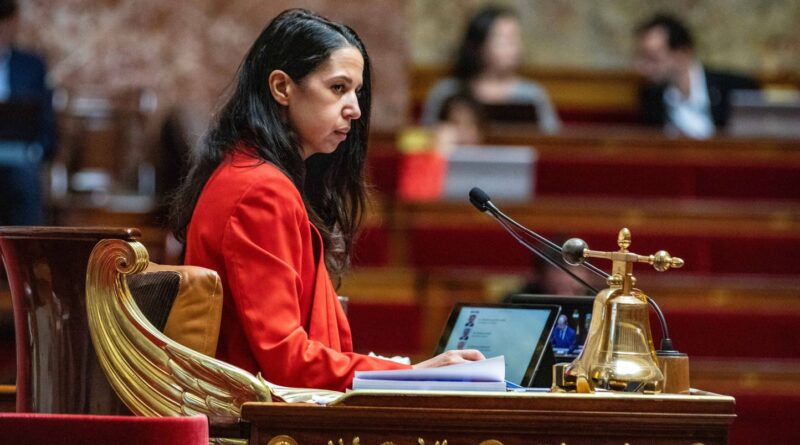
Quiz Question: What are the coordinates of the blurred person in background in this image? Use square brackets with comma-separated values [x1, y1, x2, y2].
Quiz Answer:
[634, 13, 759, 139]
[421, 5, 560, 134]
[434, 89, 487, 147]
[0, 0, 55, 225]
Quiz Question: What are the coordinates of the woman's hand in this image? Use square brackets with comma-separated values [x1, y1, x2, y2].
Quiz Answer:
[411, 349, 485, 369]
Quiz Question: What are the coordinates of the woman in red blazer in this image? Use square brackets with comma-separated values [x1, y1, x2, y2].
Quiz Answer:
[170, 9, 482, 392]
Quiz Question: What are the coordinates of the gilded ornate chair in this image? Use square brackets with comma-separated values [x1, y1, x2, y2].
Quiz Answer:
[85, 236, 341, 408]
[1, 227, 338, 444]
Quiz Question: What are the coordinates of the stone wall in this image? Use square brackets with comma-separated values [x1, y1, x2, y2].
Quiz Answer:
[13, 0, 799, 132]
[16, 0, 408, 130]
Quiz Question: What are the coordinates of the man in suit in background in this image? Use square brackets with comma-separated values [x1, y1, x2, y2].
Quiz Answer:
[634, 14, 759, 139]
[551, 314, 576, 352]
[0, 0, 56, 225]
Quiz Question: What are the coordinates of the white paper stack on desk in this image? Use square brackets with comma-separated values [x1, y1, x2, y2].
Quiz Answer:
[352, 356, 506, 392]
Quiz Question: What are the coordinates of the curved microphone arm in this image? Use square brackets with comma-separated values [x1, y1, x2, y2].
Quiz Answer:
[469, 187, 676, 352]
[488, 208, 601, 294]
[488, 202, 609, 280]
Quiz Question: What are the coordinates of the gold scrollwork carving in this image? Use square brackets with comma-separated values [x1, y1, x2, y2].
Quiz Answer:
[478, 441, 504, 445]
[267, 435, 298, 445]
[328, 437, 361, 445]
[418, 439, 447, 445]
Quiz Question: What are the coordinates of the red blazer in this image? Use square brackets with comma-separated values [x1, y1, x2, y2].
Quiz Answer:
[185, 149, 409, 391]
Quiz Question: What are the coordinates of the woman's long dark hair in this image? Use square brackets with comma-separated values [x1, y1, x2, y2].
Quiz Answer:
[170, 8, 371, 278]
[452, 6, 517, 81]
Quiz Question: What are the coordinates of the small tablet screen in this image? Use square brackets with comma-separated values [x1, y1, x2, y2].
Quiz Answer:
[434, 304, 560, 386]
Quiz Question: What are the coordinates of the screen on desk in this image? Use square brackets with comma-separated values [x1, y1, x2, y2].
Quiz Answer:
[441, 145, 537, 203]
[727, 89, 800, 139]
[483, 103, 539, 125]
[435, 304, 559, 386]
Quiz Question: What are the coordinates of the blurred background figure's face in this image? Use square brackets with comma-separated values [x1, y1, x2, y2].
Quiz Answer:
[0, 17, 17, 51]
[482, 16, 522, 76]
[443, 101, 483, 145]
[541, 266, 593, 296]
[634, 27, 677, 83]
[557, 314, 567, 327]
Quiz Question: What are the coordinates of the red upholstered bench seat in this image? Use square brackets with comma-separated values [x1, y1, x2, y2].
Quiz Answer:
[402, 227, 800, 276]
[652, 308, 800, 360]
[728, 391, 800, 445]
[366, 148, 800, 201]
[537, 158, 800, 201]
[0, 413, 209, 445]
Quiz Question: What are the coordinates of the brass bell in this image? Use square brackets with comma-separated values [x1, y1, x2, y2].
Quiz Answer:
[561, 228, 683, 394]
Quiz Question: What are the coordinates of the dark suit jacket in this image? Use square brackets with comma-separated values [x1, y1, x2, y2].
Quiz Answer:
[638, 68, 759, 130]
[6, 48, 56, 159]
[0, 48, 56, 224]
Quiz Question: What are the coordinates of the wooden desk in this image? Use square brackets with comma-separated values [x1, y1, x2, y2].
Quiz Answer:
[243, 391, 735, 445]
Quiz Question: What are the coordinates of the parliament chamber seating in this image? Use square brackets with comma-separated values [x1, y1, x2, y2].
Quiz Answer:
[0, 119, 797, 443]
[344, 130, 800, 445]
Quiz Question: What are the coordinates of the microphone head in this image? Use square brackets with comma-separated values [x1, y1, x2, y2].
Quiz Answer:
[562, 238, 588, 266]
[469, 187, 492, 212]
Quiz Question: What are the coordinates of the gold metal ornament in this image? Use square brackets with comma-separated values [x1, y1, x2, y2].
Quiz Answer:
[85, 239, 273, 418]
[417, 439, 447, 445]
[563, 228, 683, 393]
[328, 438, 361, 445]
[269, 435, 299, 445]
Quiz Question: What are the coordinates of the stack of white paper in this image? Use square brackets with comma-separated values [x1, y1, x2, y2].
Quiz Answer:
[352, 356, 506, 392]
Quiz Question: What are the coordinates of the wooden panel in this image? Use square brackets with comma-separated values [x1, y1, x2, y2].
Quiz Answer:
[244, 391, 735, 445]
[410, 65, 800, 122]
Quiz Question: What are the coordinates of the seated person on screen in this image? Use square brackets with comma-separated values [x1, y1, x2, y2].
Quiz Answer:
[421, 5, 560, 134]
[171, 9, 483, 393]
[634, 13, 759, 139]
[551, 314, 576, 352]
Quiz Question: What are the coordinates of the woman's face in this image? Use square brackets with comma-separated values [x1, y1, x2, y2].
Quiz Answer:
[284, 46, 364, 159]
[482, 16, 522, 75]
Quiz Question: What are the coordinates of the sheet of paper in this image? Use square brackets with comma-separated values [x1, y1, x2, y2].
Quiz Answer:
[354, 355, 505, 382]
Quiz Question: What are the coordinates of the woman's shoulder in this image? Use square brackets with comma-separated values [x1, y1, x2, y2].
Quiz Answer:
[511, 79, 551, 101]
[205, 150, 303, 209]
[428, 78, 461, 96]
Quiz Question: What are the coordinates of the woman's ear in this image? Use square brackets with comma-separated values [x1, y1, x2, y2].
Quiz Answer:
[268, 70, 292, 106]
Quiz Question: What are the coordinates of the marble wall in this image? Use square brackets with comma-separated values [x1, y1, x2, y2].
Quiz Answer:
[13, 1, 799, 132]
[16, 0, 409, 130]
[412, 0, 800, 76]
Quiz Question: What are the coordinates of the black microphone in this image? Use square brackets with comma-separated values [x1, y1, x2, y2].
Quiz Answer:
[469, 187, 491, 212]
[468, 187, 676, 352]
